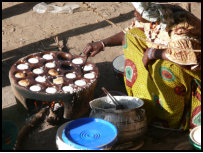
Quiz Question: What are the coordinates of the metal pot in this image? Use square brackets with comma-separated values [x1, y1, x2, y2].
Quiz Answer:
[89, 96, 147, 144]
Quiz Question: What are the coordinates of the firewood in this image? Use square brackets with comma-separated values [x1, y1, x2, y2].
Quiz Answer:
[15, 107, 49, 150]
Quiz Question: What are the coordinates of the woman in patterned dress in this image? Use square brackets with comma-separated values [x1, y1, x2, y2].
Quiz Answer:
[82, 2, 201, 131]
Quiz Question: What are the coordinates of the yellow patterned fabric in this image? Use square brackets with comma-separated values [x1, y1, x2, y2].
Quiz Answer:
[122, 28, 201, 130]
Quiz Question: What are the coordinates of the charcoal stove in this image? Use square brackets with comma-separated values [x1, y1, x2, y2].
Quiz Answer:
[9, 51, 99, 119]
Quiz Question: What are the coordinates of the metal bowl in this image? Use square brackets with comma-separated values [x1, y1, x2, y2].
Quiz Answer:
[112, 54, 125, 85]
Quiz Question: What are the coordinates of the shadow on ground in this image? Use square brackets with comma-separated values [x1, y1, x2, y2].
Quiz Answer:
[20, 126, 58, 150]
[95, 62, 127, 97]
[2, 102, 28, 129]
[2, 2, 53, 20]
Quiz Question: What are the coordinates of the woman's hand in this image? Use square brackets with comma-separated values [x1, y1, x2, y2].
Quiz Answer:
[82, 41, 105, 57]
[142, 48, 156, 71]
[82, 32, 125, 57]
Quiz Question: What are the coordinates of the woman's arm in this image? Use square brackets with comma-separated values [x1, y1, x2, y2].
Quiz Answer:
[101, 31, 125, 47]
[142, 48, 201, 71]
[152, 49, 168, 60]
[83, 31, 125, 57]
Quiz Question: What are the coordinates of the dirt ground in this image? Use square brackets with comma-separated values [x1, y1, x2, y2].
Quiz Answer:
[2, 2, 201, 151]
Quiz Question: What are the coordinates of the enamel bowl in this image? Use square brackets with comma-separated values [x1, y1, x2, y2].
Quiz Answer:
[112, 54, 125, 85]
[189, 126, 201, 150]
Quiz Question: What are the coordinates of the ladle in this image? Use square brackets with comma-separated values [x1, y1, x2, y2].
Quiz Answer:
[101, 87, 125, 110]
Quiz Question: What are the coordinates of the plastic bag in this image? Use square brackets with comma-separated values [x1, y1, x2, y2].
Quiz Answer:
[33, 2, 48, 14]
[33, 2, 80, 14]
[48, 4, 80, 14]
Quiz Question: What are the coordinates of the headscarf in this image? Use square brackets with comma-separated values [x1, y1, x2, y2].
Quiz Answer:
[131, 2, 174, 30]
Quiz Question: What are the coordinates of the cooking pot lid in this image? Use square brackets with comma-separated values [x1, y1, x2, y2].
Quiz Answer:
[62, 118, 117, 150]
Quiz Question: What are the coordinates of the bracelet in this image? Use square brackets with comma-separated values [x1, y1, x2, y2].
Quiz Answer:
[148, 48, 155, 60]
[100, 41, 105, 50]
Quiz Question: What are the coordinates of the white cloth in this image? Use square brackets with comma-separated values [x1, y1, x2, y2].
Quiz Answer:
[131, 2, 174, 30]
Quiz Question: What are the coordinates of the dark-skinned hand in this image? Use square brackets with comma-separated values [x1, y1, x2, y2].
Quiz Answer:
[82, 41, 104, 57]
[142, 48, 156, 71]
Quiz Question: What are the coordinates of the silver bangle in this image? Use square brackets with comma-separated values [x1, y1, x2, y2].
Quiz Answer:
[148, 48, 155, 59]
[100, 41, 105, 50]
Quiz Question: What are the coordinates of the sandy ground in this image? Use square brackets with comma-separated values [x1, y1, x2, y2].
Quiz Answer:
[2, 2, 201, 150]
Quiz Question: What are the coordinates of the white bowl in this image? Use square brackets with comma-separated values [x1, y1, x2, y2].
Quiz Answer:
[189, 126, 201, 150]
